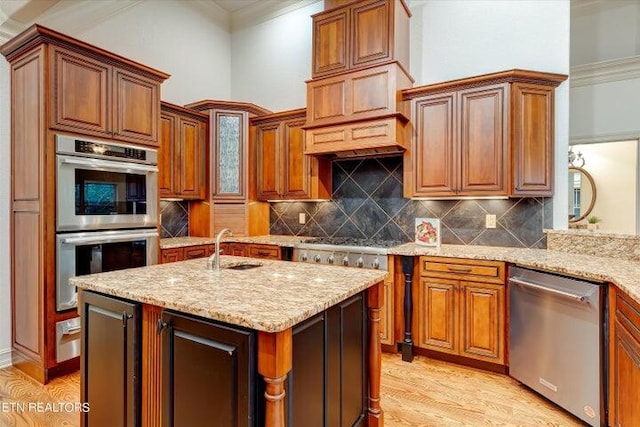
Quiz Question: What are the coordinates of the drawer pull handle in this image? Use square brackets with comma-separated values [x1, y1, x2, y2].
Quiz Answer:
[446, 266, 472, 273]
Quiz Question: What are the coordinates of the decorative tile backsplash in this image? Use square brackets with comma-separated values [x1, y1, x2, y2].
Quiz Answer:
[270, 157, 552, 248]
[160, 200, 189, 238]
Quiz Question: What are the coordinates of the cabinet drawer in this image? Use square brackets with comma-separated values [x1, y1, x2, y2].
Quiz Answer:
[247, 244, 280, 260]
[420, 257, 505, 284]
[184, 245, 207, 260]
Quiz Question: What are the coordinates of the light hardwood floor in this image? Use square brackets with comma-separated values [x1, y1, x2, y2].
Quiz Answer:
[0, 354, 587, 426]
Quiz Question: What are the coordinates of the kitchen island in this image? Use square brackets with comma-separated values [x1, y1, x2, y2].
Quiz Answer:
[71, 256, 387, 427]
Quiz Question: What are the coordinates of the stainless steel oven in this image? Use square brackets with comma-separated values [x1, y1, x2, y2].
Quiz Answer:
[56, 134, 158, 231]
[56, 228, 158, 311]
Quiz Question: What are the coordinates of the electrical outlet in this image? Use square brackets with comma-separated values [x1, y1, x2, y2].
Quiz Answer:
[485, 214, 497, 229]
[298, 212, 306, 224]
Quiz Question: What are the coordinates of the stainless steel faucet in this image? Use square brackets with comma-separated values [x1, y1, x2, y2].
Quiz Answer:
[207, 228, 232, 270]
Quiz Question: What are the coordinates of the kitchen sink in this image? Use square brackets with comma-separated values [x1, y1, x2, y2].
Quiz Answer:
[224, 262, 263, 271]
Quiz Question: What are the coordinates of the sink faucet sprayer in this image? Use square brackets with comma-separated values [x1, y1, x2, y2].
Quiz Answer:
[207, 228, 232, 271]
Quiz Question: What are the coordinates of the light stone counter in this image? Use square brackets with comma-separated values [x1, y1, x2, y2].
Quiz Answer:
[160, 235, 309, 249]
[70, 256, 387, 333]
[388, 243, 640, 304]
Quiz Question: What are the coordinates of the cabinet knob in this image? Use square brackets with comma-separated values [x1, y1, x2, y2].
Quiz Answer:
[327, 255, 335, 265]
[342, 256, 349, 266]
[314, 255, 322, 263]
[356, 257, 364, 268]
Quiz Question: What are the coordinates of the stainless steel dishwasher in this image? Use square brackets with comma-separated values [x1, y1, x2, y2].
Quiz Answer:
[509, 266, 607, 426]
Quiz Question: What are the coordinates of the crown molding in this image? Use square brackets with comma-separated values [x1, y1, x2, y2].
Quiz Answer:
[229, 0, 321, 32]
[570, 130, 640, 146]
[570, 55, 640, 87]
[191, 0, 230, 32]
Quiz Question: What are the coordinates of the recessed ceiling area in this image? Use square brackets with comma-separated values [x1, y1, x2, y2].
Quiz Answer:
[212, 0, 263, 13]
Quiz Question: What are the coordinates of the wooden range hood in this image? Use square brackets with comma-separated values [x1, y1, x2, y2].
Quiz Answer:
[303, 0, 413, 159]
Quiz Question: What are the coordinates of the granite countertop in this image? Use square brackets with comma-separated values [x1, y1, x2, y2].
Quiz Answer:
[389, 243, 640, 304]
[70, 256, 387, 333]
[160, 235, 308, 249]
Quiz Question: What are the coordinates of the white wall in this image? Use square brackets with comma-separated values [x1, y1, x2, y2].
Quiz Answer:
[0, 55, 11, 368]
[571, 77, 640, 140]
[230, 1, 322, 111]
[408, 0, 571, 228]
[571, 1, 640, 66]
[572, 140, 637, 234]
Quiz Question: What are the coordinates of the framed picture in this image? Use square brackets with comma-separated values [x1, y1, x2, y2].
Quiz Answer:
[415, 218, 441, 247]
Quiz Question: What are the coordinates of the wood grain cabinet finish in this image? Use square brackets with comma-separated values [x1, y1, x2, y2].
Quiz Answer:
[253, 109, 331, 201]
[160, 248, 185, 264]
[311, 0, 410, 79]
[0, 24, 168, 383]
[417, 257, 505, 365]
[80, 291, 140, 427]
[402, 69, 567, 198]
[50, 45, 163, 146]
[185, 101, 272, 237]
[609, 286, 640, 427]
[159, 102, 207, 199]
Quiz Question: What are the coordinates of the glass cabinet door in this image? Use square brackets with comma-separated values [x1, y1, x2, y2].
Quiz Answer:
[212, 110, 246, 199]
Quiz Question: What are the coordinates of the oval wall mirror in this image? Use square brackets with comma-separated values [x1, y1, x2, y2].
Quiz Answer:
[568, 167, 597, 222]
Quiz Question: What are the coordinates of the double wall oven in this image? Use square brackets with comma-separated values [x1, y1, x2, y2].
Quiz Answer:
[55, 135, 159, 361]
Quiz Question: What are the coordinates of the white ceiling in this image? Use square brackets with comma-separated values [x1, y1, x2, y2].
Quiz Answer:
[212, 0, 263, 13]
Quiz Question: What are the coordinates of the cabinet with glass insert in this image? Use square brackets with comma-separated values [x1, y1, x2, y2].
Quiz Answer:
[185, 100, 272, 236]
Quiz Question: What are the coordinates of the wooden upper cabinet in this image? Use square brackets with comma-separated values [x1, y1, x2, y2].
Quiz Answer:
[51, 46, 111, 136]
[458, 84, 507, 195]
[311, 0, 410, 78]
[159, 102, 207, 200]
[114, 69, 159, 145]
[511, 83, 555, 195]
[411, 92, 457, 197]
[49, 45, 164, 146]
[313, 8, 349, 77]
[253, 109, 331, 201]
[159, 113, 176, 197]
[403, 70, 567, 198]
[351, 0, 390, 67]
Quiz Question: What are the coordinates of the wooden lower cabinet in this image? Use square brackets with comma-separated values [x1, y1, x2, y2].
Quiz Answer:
[161, 311, 257, 427]
[80, 291, 141, 427]
[609, 285, 640, 427]
[161, 243, 283, 264]
[416, 257, 505, 366]
[379, 256, 395, 346]
[160, 247, 185, 264]
[81, 289, 370, 427]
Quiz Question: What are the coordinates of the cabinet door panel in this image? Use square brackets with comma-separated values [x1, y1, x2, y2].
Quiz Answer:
[159, 113, 176, 197]
[511, 83, 554, 196]
[351, 0, 390, 68]
[184, 245, 207, 260]
[81, 291, 140, 427]
[459, 282, 504, 364]
[161, 248, 184, 264]
[612, 320, 640, 427]
[161, 311, 255, 427]
[417, 278, 457, 353]
[459, 84, 507, 195]
[312, 8, 349, 78]
[380, 263, 394, 346]
[283, 119, 311, 198]
[412, 93, 457, 197]
[177, 117, 204, 198]
[256, 123, 281, 200]
[51, 46, 110, 135]
[114, 69, 159, 145]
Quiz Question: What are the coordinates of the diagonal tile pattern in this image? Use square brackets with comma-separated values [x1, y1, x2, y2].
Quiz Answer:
[269, 156, 552, 249]
[160, 200, 189, 238]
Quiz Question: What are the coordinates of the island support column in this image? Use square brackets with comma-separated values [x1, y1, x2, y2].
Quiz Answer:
[367, 281, 384, 426]
[258, 329, 293, 427]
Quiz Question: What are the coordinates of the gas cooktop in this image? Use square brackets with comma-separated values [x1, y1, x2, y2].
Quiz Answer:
[301, 237, 405, 248]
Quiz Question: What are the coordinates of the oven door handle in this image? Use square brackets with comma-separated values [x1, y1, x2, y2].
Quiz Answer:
[61, 231, 159, 245]
[509, 277, 590, 303]
[61, 325, 82, 335]
[60, 157, 158, 173]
